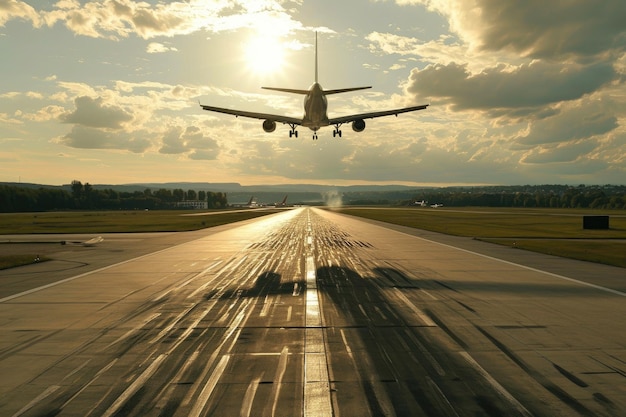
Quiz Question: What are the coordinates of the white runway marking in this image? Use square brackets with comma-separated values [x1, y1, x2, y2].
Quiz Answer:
[303, 221, 333, 417]
[384, 226, 626, 297]
[189, 354, 231, 417]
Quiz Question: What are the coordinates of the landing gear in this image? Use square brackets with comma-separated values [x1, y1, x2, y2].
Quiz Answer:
[333, 124, 343, 138]
[312, 132, 318, 140]
[288, 125, 298, 138]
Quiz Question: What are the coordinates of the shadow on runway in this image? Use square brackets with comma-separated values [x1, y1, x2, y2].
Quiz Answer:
[197, 265, 595, 416]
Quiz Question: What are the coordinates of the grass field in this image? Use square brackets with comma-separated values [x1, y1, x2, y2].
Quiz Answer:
[334, 207, 626, 268]
[0, 209, 280, 234]
[0, 209, 281, 269]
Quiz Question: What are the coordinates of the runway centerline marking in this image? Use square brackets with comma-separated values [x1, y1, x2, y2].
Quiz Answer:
[303, 221, 333, 417]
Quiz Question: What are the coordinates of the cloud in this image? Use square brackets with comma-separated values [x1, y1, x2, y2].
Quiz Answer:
[2, 0, 303, 41]
[521, 140, 600, 164]
[408, 0, 626, 60]
[60, 96, 133, 129]
[160, 126, 187, 154]
[41, 0, 195, 40]
[22, 105, 66, 122]
[406, 61, 617, 115]
[55, 125, 151, 153]
[159, 125, 220, 159]
[146, 42, 177, 54]
[0, 0, 40, 27]
[513, 99, 619, 148]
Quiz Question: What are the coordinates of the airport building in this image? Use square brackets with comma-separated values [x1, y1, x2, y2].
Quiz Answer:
[175, 200, 208, 210]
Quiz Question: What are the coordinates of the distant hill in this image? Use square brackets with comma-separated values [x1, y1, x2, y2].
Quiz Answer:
[117, 182, 418, 194]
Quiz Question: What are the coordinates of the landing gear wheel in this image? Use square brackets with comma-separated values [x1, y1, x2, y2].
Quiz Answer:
[333, 125, 342, 138]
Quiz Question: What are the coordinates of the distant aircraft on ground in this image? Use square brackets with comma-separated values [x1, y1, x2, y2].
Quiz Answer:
[430, 203, 443, 208]
[232, 196, 258, 208]
[200, 33, 429, 140]
[274, 195, 288, 207]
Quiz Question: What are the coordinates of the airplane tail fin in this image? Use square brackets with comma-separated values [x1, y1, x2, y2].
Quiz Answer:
[315, 31, 318, 83]
[262, 32, 371, 96]
[315, 31, 370, 95]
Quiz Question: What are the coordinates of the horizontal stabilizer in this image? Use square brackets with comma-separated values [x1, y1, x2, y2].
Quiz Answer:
[323, 86, 372, 95]
[262, 87, 311, 95]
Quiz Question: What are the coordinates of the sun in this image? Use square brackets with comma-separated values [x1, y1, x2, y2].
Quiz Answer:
[243, 35, 286, 76]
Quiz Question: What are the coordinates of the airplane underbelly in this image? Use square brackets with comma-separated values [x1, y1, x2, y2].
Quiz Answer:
[303, 93, 329, 130]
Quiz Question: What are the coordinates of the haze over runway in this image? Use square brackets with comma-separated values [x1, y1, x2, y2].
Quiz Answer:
[1, 208, 625, 416]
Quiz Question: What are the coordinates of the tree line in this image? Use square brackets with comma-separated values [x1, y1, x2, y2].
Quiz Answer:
[400, 185, 626, 209]
[1, 181, 228, 212]
[2, 182, 625, 212]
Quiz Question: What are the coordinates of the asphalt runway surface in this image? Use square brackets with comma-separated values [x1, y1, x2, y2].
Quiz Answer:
[1, 207, 624, 416]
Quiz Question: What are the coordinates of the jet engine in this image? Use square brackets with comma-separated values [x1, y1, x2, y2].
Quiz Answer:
[263, 119, 276, 133]
[352, 119, 366, 132]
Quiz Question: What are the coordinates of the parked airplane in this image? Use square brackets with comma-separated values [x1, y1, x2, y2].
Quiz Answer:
[200, 33, 429, 140]
[232, 196, 258, 208]
[274, 195, 288, 207]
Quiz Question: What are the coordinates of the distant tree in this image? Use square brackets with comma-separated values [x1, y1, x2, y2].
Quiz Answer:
[173, 188, 184, 202]
[71, 180, 83, 199]
[155, 188, 173, 202]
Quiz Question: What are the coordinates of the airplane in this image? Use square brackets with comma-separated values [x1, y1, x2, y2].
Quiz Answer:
[199, 32, 429, 140]
[232, 196, 258, 208]
[274, 195, 288, 207]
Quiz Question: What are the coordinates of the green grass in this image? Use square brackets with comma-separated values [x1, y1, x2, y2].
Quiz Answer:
[482, 239, 626, 268]
[333, 207, 626, 268]
[0, 209, 282, 270]
[0, 209, 281, 234]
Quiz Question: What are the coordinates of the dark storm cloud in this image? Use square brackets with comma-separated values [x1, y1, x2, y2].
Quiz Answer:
[406, 61, 616, 113]
[60, 96, 132, 129]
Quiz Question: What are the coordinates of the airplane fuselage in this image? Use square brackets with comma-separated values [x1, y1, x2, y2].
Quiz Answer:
[302, 83, 329, 131]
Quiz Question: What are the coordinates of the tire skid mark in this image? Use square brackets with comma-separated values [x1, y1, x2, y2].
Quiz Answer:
[474, 324, 596, 417]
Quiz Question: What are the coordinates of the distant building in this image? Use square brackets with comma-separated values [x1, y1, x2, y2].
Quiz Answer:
[176, 200, 208, 209]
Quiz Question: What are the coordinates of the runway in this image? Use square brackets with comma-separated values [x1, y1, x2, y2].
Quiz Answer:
[1, 207, 624, 416]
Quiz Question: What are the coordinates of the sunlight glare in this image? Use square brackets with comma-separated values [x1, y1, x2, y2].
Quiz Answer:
[243, 35, 286, 76]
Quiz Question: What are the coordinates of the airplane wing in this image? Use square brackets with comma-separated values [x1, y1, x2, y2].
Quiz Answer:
[199, 104, 302, 125]
[327, 104, 429, 125]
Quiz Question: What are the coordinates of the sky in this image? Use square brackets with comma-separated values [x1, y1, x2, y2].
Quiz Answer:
[1, 0, 625, 187]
